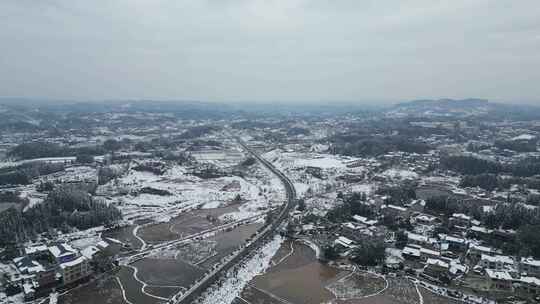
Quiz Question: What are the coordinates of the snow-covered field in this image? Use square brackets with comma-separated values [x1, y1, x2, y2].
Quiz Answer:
[98, 157, 285, 223]
[261, 149, 369, 200]
[381, 169, 419, 180]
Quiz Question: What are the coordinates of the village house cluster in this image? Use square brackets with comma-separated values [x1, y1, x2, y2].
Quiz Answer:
[4, 240, 108, 300]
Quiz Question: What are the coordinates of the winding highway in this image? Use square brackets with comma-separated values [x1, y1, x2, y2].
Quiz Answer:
[170, 136, 297, 303]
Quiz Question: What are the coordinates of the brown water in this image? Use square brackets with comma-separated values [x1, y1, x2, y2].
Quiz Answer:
[245, 241, 345, 304]
[242, 241, 426, 304]
[138, 204, 241, 243]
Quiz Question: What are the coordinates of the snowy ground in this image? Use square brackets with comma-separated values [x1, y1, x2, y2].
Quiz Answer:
[97, 152, 284, 224]
[262, 149, 368, 198]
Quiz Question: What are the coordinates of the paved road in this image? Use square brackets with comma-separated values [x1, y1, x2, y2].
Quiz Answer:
[171, 137, 297, 303]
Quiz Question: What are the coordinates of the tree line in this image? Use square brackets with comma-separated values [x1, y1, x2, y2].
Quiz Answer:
[0, 185, 121, 246]
[0, 162, 65, 186]
[460, 174, 540, 192]
[441, 155, 540, 177]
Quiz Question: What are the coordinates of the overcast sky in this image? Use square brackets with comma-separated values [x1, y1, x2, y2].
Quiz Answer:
[1, 0, 539, 104]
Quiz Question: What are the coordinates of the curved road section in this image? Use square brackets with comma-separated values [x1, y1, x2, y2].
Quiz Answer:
[171, 137, 297, 304]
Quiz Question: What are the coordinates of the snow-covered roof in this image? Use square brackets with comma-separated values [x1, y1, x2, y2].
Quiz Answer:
[416, 214, 437, 222]
[13, 256, 45, 274]
[521, 276, 540, 286]
[335, 236, 355, 248]
[486, 269, 513, 281]
[482, 206, 495, 213]
[512, 134, 536, 141]
[420, 248, 440, 256]
[471, 226, 492, 234]
[352, 215, 378, 226]
[385, 204, 407, 212]
[470, 245, 494, 254]
[449, 261, 467, 275]
[48, 243, 77, 258]
[407, 232, 429, 243]
[451, 213, 471, 221]
[402, 247, 420, 257]
[426, 258, 449, 269]
[343, 222, 360, 230]
[521, 257, 540, 267]
[97, 240, 109, 249]
[481, 254, 514, 265]
[23, 282, 35, 294]
[59, 256, 87, 269]
[81, 246, 100, 259]
[443, 235, 467, 244]
[24, 245, 48, 255]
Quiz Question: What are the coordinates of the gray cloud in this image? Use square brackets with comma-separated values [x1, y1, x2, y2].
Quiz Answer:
[0, 0, 539, 104]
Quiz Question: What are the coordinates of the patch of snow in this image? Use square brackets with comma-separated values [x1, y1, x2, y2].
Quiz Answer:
[200, 235, 283, 304]
[512, 134, 536, 141]
[382, 169, 419, 180]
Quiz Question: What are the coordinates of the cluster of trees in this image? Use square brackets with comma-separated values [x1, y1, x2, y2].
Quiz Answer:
[191, 163, 229, 179]
[76, 154, 95, 164]
[376, 182, 417, 205]
[441, 155, 540, 177]
[440, 155, 502, 175]
[287, 127, 311, 136]
[460, 174, 540, 192]
[177, 126, 219, 140]
[8, 142, 106, 160]
[324, 240, 386, 265]
[425, 195, 540, 258]
[325, 192, 373, 222]
[425, 195, 482, 219]
[331, 136, 431, 157]
[483, 204, 540, 231]
[322, 245, 339, 261]
[240, 157, 256, 167]
[350, 241, 386, 266]
[494, 139, 537, 153]
[138, 187, 172, 196]
[157, 151, 194, 165]
[0, 162, 65, 186]
[97, 165, 126, 185]
[0, 185, 121, 246]
[0, 191, 27, 204]
[132, 162, 167, 175]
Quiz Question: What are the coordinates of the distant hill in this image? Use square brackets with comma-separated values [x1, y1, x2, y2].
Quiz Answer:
[387, 98, 492, 118]
[399, 98, 489, 108]
[388, 98, 540, 120]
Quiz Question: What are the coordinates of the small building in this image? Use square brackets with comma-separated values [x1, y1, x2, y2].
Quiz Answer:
[469, 226, 493, 238]
[60, 256, 91, 285]
[420, 247, 441, 261]
[469, 245, 499, 260]
[352, 215, 378, 226]
[381, 204, 409, 218]
[424, 258, 449, 278]
[450, 213, 471, 227]
[441, 235, 468, 253]
[48, 244, 77, 264]
[405, 199, 425, 213]
[520, 258, 540, 277]
[24, 245, 49, 258]
[402, 246, 421, 260]
[414, 214, 439, 225]
[519, 276, 540, 295]
[485, 269, 513, 291]
[407, 232, 434, 247]
[479, 254, 514, 271]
